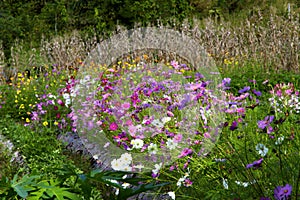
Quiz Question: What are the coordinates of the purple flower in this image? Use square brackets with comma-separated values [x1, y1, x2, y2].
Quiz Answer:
[252, 89, 262, 96]
[221, 78, 231, 90]
[260, 197, 270, 200]
[131, 92, 141, 106]
[257, 115, 274, 130]
[109, 122, 118, 131]
[246, 158, 263, 169]
[195, 72, 204, 81]
[238, 86, 250, 94]
[274, 184, 292, 200]
[178, 148, 193, 158]
[230, 120, 238, 131]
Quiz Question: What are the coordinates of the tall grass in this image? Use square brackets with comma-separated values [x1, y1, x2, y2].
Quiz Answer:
[0, 11, 299, 83]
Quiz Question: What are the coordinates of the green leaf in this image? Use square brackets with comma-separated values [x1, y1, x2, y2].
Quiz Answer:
[10, 174, 40, 198]
[28, 179, 80, 200]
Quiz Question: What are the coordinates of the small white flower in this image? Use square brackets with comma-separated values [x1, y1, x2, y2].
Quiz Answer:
[255, 143, 268, 157]
[235, 181, 249, 187]
[167, 191, 176, 200]
[122, 182, 130, 189]
[152, 163, 162, 174]
[62, 93, 70, 100]
[111, 158, 131, 171]
[131, 139, 144, 149]
[147, 143, 158, 154]
[275, 136, 285, 145]
[48, 94, 56, 99]
[120, 153, 132, 165]
[235, 180, 255, 187]
[65, 98, 71, 107]
[161, 117, 171, 124]
[111, 158, 122, 171]
[151, 119, 164, 128]
[166, 138, 177, 150]
[223, 178, 228, 189]
[121, 165, 132, 172]
[176, 177, 185, 187]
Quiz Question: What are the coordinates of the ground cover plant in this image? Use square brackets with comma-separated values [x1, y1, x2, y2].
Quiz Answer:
[1, 8, 300, 200]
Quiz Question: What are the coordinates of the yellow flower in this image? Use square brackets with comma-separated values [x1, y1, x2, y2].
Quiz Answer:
[17, 90, 21, 95]
[54, 121, 58, 126]
[15, 100, 18, 103]
[19, 104, 25, 109]
[43, 121, 48, 126]
[26, 118, 30, 123]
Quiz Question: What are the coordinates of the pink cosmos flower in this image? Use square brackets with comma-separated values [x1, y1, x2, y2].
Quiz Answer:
[171, 60, 180, 70]
[102, 93, 111, 100]
[125, 119, 133, 126]
[122, 102, 131, 110]
[167, 111, 174, 117]
[128, 125, 137, 136]
[173, 134, 183, 143]
[109, 122, 118, 131]
[178, 148, 193, 158]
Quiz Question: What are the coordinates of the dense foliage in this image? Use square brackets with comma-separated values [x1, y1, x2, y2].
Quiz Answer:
[1, 0, 299, 62]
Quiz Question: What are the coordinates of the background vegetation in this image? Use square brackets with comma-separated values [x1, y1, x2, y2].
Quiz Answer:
[1, 0, 299, 62]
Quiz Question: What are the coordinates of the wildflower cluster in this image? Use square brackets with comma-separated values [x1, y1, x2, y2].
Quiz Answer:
[69, 58, 224, 178]
[269, 82, 300, 114]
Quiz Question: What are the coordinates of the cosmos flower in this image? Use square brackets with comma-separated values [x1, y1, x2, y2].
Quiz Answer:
[246, 158, 263, 169]
[274, 184, 292, 200]
[255, 143, 269, 157]
[238, 86, 250, 94]
[109, 122, 118, 131]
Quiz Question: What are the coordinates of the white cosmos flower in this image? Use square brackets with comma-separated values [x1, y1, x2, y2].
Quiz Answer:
[65, 98, 71, 107]
[111, 158, 131, 171]
[151, 119, 164, 128]
[223, 178, 228, 189]
[120, 153, 132, 165]
[168, 191, 176, 200]
[131, 139, 144, 149]
[176, 177, 185, 187]
[152, 163, 162, 174]
[122, 182, 130, 189]
[48, 94, 56, 99]
[62, 93, 70, 100]
[235, 180, 256, 187]
[166, 138, 177, 150]
[162, 117, 171, 124]
[275, 136, 285, 145]
[255, 143, 268, 157]
[147, 143, 158, 154]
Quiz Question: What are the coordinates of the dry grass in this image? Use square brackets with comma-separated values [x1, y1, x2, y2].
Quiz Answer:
[183, 11, 300, 72]
[1, 11, 299, 82]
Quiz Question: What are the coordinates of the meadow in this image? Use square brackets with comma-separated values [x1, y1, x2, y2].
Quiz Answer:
[0, 11, 300, 200]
